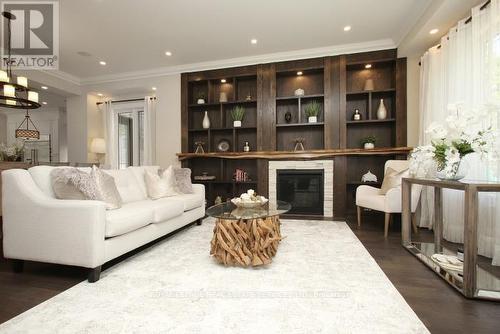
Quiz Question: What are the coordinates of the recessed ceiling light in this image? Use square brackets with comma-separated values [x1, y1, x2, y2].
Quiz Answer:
[152, 87, 157, 91]
[41, 86, 48, 90]
[221, 79, 226, 83]
[251, 38, 258, 44]
[99, 61, 106, 66]
[42, 101, 47, 105]
[365, 64, 372, 69]
[97, 93, 103, 97]
[297, 71, 303, 76]
[343, 25, 351, 32]
[430, 28, 439, 35]
[165, 51, 172, 56]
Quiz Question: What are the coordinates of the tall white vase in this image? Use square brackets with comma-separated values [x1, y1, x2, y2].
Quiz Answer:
[376, 99, 387, 120]
[202, 111, 210, 129]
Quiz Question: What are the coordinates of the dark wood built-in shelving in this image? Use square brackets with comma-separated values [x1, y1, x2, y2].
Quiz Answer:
[181, 49, 407, 218]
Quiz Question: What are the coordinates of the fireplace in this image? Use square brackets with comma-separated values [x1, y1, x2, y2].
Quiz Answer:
[277, 169, 324, 215]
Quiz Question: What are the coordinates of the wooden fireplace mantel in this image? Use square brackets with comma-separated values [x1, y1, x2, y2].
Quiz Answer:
[177, 147, 412, 161]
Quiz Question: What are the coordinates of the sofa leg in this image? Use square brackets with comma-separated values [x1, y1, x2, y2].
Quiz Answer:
[88, 266, 101, 283]
[12, 260, 24, 273]
[196, 218, 202, 226]
[384, 213, 391, 238]
[357, 206, 362, 227]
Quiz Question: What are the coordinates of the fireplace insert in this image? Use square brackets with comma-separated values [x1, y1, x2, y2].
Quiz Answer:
[276, 169, 324, 215]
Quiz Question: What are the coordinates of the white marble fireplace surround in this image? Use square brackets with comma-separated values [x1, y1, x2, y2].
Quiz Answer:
[268, 160, 333, 217]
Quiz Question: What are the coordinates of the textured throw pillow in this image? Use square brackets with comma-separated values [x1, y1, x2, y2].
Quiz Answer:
[144, 166, 179, 200]
[51, 168, 101, 200]
[174, 167, 194, 194]
[91, 165, 123, 210]
[379, 167, 409, 195]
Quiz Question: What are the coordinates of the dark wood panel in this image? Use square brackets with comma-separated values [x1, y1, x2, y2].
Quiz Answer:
[396, 58, 407, 147]
[324, 56, 341, 149]
[257, 63, 276, 151]
[339, 56, 347, 149]
[181, 74, 189, 152]
[257, 159, 269, 198]
[345, 49, 397, 65]
[333, 156, 346, 220]
[275, 57, 325, 72]
[186, 65, 258, 81]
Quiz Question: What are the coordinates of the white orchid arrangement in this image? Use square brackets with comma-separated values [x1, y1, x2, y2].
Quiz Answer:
[410, 103, 499, 179]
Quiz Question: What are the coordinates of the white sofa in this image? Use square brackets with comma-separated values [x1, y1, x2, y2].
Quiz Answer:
[2, 165, 205, 282]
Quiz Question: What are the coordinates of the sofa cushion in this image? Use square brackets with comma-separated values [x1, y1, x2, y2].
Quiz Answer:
[128, 166, 160, 198]
[105, 201, 154, 237]
[150, 198, 184, 223]
[103, 169, 146, 203]
[170, 193, 204, 211]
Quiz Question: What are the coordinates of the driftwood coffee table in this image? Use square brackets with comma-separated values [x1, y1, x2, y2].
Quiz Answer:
[206, 201, 291, 267]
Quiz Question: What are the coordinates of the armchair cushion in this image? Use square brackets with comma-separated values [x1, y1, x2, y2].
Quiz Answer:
[356, 185, 386, 212]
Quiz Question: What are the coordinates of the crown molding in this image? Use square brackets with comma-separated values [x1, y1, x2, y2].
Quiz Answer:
[39, 69, 82, 86]
[80, 39, 396, 85]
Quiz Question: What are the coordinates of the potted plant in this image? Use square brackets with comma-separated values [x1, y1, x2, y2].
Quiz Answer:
[231, 106, 245, 127]
[197, 93, 206, 104]
[305, 101, 321, 123]
[361, 136, 376, 149]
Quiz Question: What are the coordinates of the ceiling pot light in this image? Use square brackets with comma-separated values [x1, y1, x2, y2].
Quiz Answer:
[42, 101, 47, 105]
[251, 38, 258, 44]
[297, 71, 303, 76]
[99, 61, 107, 66]
[165, 51, 172, 56]
[430, 28, 439, 35]
[41, 86, 48, 90]
[221, 79, 226, 83]
[365, 64, 372, 69]
[97, 93, 103, 97]
[152, 87, 157, 91]
[343, 25, 351, 32]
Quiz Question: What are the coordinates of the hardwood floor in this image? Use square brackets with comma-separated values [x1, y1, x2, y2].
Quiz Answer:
[1, 216, 500, 333]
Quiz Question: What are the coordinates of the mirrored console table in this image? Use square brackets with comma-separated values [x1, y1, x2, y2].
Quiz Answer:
[402, 177, 500, 301]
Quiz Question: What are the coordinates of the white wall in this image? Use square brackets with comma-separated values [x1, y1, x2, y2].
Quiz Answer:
[81, 74, 181, 167]
[0, 113, 7, 144]
[66, 95, 88, 163]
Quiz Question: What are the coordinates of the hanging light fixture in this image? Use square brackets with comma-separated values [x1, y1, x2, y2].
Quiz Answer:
[0, 11, 41, 110]
[15, 110, 40, 139]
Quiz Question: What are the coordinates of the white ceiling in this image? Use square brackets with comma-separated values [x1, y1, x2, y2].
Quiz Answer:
[58, 0, 432, 80]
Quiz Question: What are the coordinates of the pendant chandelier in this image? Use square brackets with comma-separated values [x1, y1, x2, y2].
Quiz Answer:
[0, 11, 41, 109]
[16, 110, 40, 139]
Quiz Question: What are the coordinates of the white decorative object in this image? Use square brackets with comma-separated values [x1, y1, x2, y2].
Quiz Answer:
[231, 189, 268, 208]
[197, 98, 205, 104]
[233, 120, 241, 127]
[202, 111, 210, 129]
[294, 88, 305, 96]
[17, 76, 28, 88]
[376, 99, 387, 120]
[364, 79, 374, 91]
[308, 116, 317, 123]
[361, 170, 378, 182]
[3, 84, 15, 97]
[0, 70, 9, 82]
[28, 91, 39, 103]
[364, 142, 375, 149]
[409, 103, 498, 180]
[219, 92, 228, 102]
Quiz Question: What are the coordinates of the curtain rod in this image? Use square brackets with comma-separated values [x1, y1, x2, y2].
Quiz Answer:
[96, 96, 156, 106]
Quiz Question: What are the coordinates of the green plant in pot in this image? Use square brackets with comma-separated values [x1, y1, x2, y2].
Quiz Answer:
[197, 93, 206, 104]
[305, 100, 321, 123]
[361, 135, 376, 149]
[231, 106, 245, 127]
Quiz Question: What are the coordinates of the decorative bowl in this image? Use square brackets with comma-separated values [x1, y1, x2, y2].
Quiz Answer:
[231, 197, 268, 208]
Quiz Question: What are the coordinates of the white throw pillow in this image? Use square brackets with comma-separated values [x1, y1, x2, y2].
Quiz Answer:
[144, 166, 179, 200]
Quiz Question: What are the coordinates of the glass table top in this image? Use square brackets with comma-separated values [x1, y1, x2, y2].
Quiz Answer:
[206, 200, 291, 220]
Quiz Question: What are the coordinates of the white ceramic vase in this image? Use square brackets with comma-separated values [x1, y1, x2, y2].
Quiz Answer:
[308, 116, 317, 123]
[233, 120, 241, 128]
[377, 99, 387, 120]
[202, 111, 210, 129]
[364, 142, 375, 149]
[197, 98, 205, 104]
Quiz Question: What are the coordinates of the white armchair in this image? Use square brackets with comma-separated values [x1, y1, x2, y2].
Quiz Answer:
[355, 160, 421, 237]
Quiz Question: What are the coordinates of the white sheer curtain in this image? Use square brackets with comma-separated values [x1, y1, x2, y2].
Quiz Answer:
[419, 0, 500, 265]
[101, 100, 118, 169]
[143, 96, 157, 165]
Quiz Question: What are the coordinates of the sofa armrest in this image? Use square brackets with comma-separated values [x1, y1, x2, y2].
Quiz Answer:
[2, 169, 106, 268]
[192, 183, 205, 200]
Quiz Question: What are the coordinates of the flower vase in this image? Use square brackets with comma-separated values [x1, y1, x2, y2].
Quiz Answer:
[202, 111, 210, 129]
[377, 99, 387, 120]
[436, 158, 468, 181]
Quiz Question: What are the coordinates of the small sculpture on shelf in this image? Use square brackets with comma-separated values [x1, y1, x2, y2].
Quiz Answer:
[294, 88, 305, 96]
[217, 139, 230, 152]
[194, 141, 205, 154]
[194, 172, 216, 181]
[243, 141, 250, 152]
[360, 136, 376, 149]
[284, 111, 292, 123]
[214, 196, 223, 205]
[353, 109, 362, 121]
[202, 111, 210, 129]
[219, 92, 228, 102]
[361, 171, 378, 183]
[231, 106, 245, 127]
[293, 137, 305, 151]
[245, 93, 252, 101]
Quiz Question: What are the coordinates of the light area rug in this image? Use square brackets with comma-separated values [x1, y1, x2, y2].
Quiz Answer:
[0, 219, 428, 334]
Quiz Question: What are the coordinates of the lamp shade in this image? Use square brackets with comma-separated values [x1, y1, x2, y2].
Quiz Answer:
[90, 138, 106, 154]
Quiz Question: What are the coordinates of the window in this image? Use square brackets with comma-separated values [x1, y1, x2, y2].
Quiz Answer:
[114, 102, 144, 169]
